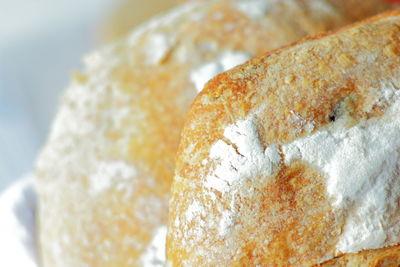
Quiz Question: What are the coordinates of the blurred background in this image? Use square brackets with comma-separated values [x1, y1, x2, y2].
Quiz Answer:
[0, 0, 179, 191]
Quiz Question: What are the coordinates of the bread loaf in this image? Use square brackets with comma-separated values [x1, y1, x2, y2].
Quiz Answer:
[167, 11, 400, 266]
[101, 0, 178, 42]
[36, 1, 397, 266]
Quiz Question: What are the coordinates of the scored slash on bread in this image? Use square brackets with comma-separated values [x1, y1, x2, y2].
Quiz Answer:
[167, 10, 400, 266]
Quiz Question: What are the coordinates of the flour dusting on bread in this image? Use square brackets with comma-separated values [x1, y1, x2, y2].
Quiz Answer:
[235, 0, 270, 18]
[206, 116, 279, 192]
[89, 161, 137, 195]
[190, 51, 251, 92]
[140, 226, 167, 267]
[282, 96, 400, 254]
[207, 90, 400, 254]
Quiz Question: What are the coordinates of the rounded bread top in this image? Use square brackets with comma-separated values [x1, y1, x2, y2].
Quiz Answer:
[37, 0, 391, 265]
[168, 11, 400, 266]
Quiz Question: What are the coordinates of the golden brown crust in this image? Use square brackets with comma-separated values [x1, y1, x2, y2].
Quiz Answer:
[326, 0, 397, 22]
[43, 0, 394, 265]
[36, 1, 398, 266]
[100, 0, 179, 42]
[167, 11, 400, 266]
[318, 245, 400, 266]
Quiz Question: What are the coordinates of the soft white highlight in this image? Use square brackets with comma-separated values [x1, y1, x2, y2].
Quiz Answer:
[235, 0, 270, 18]
[89, 161, 137, 194]
[190, 51, 252, 92]
[140, 226, 167, 267]
[144, 33, 174, 65]
[0, 176, 38, 267]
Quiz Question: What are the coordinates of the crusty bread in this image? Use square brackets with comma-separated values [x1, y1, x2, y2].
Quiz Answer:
[101, 0, 178, 42]
[102, 0, 396, 42]
[318, 245, 400, 266]
[36, 1, 398, 266]
[167, 11, 400, 266]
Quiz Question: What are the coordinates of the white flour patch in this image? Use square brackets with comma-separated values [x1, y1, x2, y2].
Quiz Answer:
[206, 85, 400, 254]
[205, 116, 279, 192]
[219, 51, 252, 71]
[89, 161, 137, 194]
[140, 226, 167, 267]
[185, 200, 204, 222]
[218, 210, 235, 236]
[282, 99, 400, 254]
[370, 80, 400, 110]
[190, 51, 252, 92]
[235, 0, 270, 19]
[190, 62, 223, 93]
[144, 33, 174, 65]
